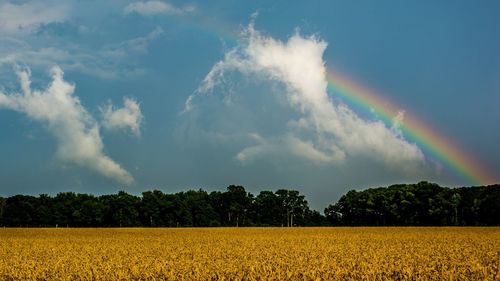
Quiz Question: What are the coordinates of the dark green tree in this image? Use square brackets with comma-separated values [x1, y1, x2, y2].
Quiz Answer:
[223, 185, 252, 226]
[253, 191, 282, 226]
[275, 189, 308, 226]
[0, 196, 6, 226]
[100, 191, 140, 227]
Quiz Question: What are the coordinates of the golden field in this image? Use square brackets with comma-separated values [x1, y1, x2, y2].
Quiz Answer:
[0, 227, 498, 280]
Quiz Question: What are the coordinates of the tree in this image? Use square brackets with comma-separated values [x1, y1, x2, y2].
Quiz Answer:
[324, 204, 342, 225]
[100, 191, 140, 227]
[36, 194, 53, 227]
[140, 190, 174, 226]
[3, 195, 38, 226]
[275, 189, 308, 226]
[52, 192, 78, 227]
[184, 189, 218, 226]
[304, 209, 329, 226]
[75, 194, 103, 227]
[0, 183, 498, 227]
[253, 191, 282, 226]
[208, 191, 225, 226]
[223, 185, 252, 226]
[450, 193, 461, 226]
[0, 197, 6, 226]
[477, 185, 500, 225]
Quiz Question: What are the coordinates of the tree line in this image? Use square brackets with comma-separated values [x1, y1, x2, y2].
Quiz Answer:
[325, 182, 499, 226]
[0, 186, 325, 227]
[0, 182, 498, 227]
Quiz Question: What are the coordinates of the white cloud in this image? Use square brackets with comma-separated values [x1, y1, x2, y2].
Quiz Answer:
[234, 134, 344, 165]
[0, 66, 133, 184]
[101, 97, 144, 137]
[0, 27, 163, 80]
[0, 45, 123, 80]
[0, 1, 69, 34]
[124, 1, 195, 16]
[186, 25, 426, 173]
[100, 27, 164, 59]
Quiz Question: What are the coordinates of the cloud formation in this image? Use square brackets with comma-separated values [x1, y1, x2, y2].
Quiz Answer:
[186, 25, 425, 173]
[124, 1, 195, 16]
[101, 27, 164, 59]
[0, 27, 163, 80]
[101, 97, 144, 137]
[0, 1, 69, 34]
[0, 66, 133, 183]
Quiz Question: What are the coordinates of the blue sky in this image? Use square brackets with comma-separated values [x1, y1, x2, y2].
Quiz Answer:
[0, 0, 499, 209]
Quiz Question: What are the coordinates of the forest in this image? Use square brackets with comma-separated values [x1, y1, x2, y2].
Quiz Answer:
[0, 182, 498, 227]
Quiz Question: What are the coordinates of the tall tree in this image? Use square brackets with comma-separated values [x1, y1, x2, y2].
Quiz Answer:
[3, 195, 38, 226]
[140, 190, 173, 226]
[253, 191, 282, 226]
[100, 191, 140, 227]
[275, 189, 308, 227]
[224, 185, 252, 226]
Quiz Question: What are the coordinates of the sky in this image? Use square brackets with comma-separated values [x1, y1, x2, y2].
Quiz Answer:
[0, 0, 499, 210]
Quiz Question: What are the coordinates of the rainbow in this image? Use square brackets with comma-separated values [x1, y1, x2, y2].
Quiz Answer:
[326, 69, 495, 186]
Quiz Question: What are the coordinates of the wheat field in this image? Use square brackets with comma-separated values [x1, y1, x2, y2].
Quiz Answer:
[0, 227, 498, 280]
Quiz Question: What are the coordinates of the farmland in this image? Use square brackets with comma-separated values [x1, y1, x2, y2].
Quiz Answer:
[1, 227, 498, 280]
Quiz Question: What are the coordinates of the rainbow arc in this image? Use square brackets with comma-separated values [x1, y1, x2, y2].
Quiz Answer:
[326, 69, 495, 186]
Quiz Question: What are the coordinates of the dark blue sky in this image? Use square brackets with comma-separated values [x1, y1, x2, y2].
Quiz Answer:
[0, 0, 499, 209]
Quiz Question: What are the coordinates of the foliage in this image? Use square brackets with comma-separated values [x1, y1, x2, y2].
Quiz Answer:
[325, 181, 500, 226]
[0, 186, 318, 227]
[0, 182, 498, 227]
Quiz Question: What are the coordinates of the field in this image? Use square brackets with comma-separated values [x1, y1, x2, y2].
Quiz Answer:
[0, 228, 498, 280]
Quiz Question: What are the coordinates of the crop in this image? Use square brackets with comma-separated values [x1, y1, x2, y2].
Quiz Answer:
[0, 227, 498, 280]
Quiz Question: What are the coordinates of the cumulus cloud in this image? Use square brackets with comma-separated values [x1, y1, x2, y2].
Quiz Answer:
[101, 97, 144, 137]
[185, 25, 426, 173]
[234, 133, 344, 165]
[124, 1, 195, 16]
[0, 66, 133, 183]
[0, 1, 69, 34]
